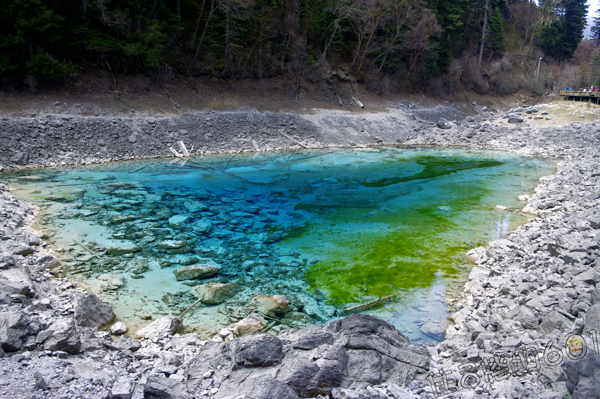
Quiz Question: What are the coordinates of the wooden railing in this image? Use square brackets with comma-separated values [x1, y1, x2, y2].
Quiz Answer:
[559, 90, 600, 97]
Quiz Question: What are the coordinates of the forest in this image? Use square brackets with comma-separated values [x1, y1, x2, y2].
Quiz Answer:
[0, 0, 595, 97]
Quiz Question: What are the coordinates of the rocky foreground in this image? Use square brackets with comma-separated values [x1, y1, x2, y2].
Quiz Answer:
[0, 103, 599, 398]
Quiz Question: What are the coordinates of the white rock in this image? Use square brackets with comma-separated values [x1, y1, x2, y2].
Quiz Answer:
[136, 317, 183, 339]
[233, 314, 267, 337]
[111, 322, 128, 335]
[97, 273, 125, 291]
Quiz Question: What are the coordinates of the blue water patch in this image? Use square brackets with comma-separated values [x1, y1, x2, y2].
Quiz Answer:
[4, 147, 555, 344]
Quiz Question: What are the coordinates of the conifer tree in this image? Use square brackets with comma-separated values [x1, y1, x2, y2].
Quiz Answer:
[488, 7, 505, 57]
[538, 0, 588, 59]
[590, 12, 600, 42]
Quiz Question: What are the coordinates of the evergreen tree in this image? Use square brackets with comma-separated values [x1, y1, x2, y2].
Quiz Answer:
[427, 0, 467, 73]
[538, 0, 588, 60]
[488, 7, 505, 57]
[591, 13, 600, 42]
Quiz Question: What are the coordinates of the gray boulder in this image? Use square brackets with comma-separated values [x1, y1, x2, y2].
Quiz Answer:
[234, 334, 283, 368]
[437, 120, 452, 129]
[517, 305, 540, 329]
[186, 314, 429, 398]
[111, 376, 135, 399]
[73, 293, 116, 329]
[584, 303, 600, 332]
[42, 318, 81, 354]
[0, 311, 30, 352]
[217, 375, 299, 399]
[0, 267, 35, 296]
[144, 375, 191, 399]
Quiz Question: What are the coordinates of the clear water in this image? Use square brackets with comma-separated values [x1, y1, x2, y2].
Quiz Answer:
[3, 147, 555, 344]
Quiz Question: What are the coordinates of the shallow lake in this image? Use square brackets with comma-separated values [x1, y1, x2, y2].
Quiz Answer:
[4, 147, 556, 344]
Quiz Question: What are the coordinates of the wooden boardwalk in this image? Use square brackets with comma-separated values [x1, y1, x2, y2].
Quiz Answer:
[560, 90, 600, 104]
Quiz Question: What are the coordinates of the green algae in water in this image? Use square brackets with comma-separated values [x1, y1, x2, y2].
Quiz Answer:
[2, 147, 555, 344]
[281, 151, 550, 308]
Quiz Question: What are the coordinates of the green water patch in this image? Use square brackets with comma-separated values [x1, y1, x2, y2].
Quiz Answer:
[363, 156, 504, 188]
[297, 188, 490, 304]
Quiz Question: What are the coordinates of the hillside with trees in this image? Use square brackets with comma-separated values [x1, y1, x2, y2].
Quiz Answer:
[0, 0, 593, 101]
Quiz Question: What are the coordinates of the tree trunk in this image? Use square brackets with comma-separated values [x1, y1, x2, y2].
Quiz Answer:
[478, 0, 490, 67]
[191, 0, 207, 47]
[190, 0, 216, 72]
[524, 0, 533, 47]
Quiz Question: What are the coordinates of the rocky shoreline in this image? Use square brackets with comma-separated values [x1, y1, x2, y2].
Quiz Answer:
[1, 102, 599, 399]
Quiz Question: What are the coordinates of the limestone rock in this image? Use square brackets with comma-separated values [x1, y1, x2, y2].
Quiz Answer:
[73, 293, 116, 329]
[190, 283, 238, 304]
[0, 267, 35, 296]
[250, 295, 290, 316]
[42, 318, 81, 354]
[234, 334, 284, 368]
[168, 215, 191, 230]
[217, 375, 299, 399]
[0, 311, 30, 352]
[173, 264, 221, 281]
[517, 305, 540, 329]
[465, 247, 488, 264]
[437, 120, 452, 129]
[183, 201, 209, 213]
[33, 371, 48, 391]
[187, 314, 430, 398]
[111, 376, 134, 399]
[111, 322, 128, 335]
[136, 317, 182, 339]
[157, 240, 188, 250]
[508, 117, 524, 123]
[192, 220, 212, 235]
[584, 303, 600, 332]
[128, 259, 149, 275]
[233, 314, 267, 337]
[144, 375, 191, 399]
[8, 242, 34, 256]
[107, 246, 141, 255]
[97, 273, 125, 291]
[109, 214, 137, 225]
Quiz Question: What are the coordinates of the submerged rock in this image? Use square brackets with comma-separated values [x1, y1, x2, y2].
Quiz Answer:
[250, 295, 290, 316]
[157, 240, 188, 250]
[107, 246, 141, 255]
[173, 264, 221, 281]
[128, 259, 149, 275]
[109, 214, 137, 225]
[97, 273, 125, 291]
[191, 282, 238, 304]
[168, 215, 191, 230]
